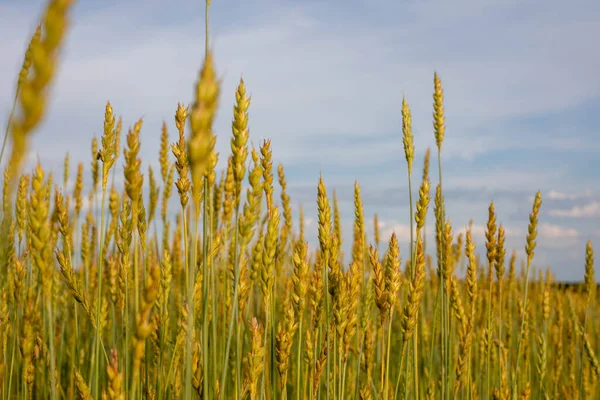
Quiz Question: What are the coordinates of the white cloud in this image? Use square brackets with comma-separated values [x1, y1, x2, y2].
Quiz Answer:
[378, 221, 413, 243]
[547, 189, 593, 200]
[304, 217, 315, 229]
[466, 223, 521, 238]
[547, 190, 578, 200]
[549, 201, 600, 218]
[377, 220, 523, 248]
[539, 223, 579, 239]
[447, 170, 553, 193]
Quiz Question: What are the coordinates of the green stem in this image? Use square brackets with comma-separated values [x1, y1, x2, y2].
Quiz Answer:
[94, 184, 107, 398]
[393, 341, 408, 400]
[379, 324, 385, 396]
[184, 201, 195, 400]
[296, 317, 303, 400]
[202, 180, 211, 398]
[407, 170, 420, 399]
[540, 320, 547, 398]
[236, 316, 244, 400]
[221, 207, 242, 397]
[46, 299, 57, 400]
[334, 328, 338, 400]
[497, 280, 503, 395]
[439, 268, 446, 400]
[260, 303, 270, 400]
[210, 209, 218, 398]
[124, 260, 130, 394]
[7, 304, 21, 399]
[511, 256, 533, 399]
[385, 311, 394, 399]
[203, 0, 212, 395]
[486, 272, 493, 399]
[341, 356, 348, 400]
[175, 203, 188, 399]
[353, 330, 365, 400]
[579, 299, 589, 400]
[270, 294, 277, 398]
[436, 147, 449, 400]
[322, 249, 331, 400]
[336, 331, 341, 399]
[0, 88, 19, 167]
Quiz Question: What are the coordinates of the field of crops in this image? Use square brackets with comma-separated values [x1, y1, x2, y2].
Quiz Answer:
[0, 0, 598, 399]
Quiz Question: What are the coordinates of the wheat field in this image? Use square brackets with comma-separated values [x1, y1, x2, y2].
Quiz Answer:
[0, 0, 598, 399]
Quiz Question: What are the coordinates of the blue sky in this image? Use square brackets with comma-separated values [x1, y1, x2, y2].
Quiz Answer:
[1, 0, 599, 281]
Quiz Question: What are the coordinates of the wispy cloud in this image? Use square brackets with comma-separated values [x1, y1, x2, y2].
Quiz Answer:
[547, 190, 591, 201]
[378, 221, 413, 244]
[467, 223, 522, 238]
[539, 223, 579, 239]
[549, 201, 600, 218]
